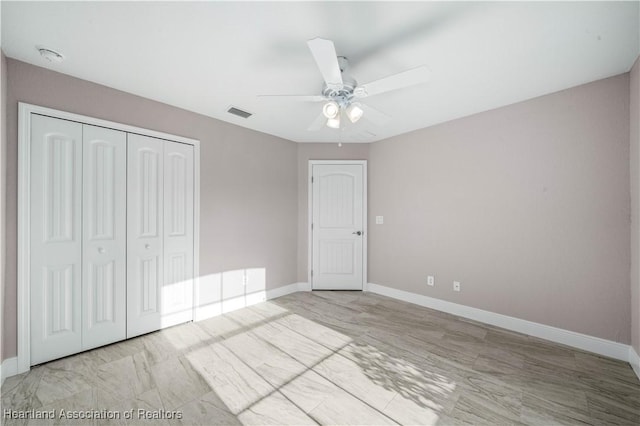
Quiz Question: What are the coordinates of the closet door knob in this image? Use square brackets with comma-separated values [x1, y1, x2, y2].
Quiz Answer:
[98, 247, 105, 254]
[145, 244, 150, 249]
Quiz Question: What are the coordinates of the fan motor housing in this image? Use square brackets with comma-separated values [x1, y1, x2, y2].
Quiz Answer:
[322, 75, 358, 107]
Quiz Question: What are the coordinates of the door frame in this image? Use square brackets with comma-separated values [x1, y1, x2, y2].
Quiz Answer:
[17, 103, 200, 373]
[308, 160, 367, 290]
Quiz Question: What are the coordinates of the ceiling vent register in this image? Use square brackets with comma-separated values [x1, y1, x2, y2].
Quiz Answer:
[227, 107, 253, 119]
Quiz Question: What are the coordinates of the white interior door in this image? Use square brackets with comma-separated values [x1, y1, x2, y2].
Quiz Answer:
[127, 133, 164, 337]
[82, 124, 127, 350]
[30, 115, 83, 364]
[162, 142, 194, 327]
[311, 163, 365, 290]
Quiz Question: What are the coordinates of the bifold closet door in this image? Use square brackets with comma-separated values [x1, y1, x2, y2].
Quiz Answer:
[162, 142, 194, 326]
[30, 117, 127, 364]
[30, 115, 83, 364]
[29, 113, 195, 363]
[82, 124, 127, 350]
[127, 134, 164, 337]
[127, 135, 194, 337]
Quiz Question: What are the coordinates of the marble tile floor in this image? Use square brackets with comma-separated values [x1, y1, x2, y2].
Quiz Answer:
[2, 291, 639, 425]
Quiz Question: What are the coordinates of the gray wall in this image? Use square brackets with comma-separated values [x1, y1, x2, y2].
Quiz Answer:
[368, 74, 631, 343]
[3, 59, 298, 360]
[296, 143, 370, 282]
[631, 56, 640, 354]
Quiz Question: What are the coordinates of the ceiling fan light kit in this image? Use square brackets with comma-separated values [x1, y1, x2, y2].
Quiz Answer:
[321, 100, 363, 129]
[322, 101, 340, 119]
[327, 115, 341, 129]
[346, 103, 364, 123]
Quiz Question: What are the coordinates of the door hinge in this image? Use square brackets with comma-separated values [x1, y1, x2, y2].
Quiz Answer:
[311, 176, 314, 184]
[311, 270, 314, 277]
[311, 223, 314, 230]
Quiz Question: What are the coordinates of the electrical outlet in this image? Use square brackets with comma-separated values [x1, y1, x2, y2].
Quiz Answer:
[453, 281, 461, 292]
[427, 276, 435, 286]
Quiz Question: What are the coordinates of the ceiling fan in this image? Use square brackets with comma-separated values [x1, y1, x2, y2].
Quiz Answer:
[260, 37, 431, 131]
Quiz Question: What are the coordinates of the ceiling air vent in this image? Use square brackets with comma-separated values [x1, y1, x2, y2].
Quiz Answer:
[227, 107, 252, 119]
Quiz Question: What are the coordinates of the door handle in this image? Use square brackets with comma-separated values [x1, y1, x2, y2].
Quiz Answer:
[98, 247, 105, 254]
[352, 231, 362, 236]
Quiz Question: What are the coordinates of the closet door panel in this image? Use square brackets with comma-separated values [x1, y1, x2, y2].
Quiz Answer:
[82, 125, 127, 350]
[162, 142, 194, 327]
[127, 134, 164, 337]
[30, 115, 83, 364]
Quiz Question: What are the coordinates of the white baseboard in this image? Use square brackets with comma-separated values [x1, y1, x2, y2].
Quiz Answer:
[366, 283, 630, 362]
[630, 346, 640, 381]
[1, 357, 18, 385]
[266, 282, 303, 299]
[297, 282, 311, 292]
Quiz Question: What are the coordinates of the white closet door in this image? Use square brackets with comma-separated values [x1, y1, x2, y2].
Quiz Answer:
[127, 134, 164, 337]
[162, 142, 194, 327]
[82, 125, 127, 350]
[30, 115, 83, 364]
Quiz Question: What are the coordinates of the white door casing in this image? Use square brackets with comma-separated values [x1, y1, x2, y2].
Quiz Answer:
[311, 162, 367, 290]
[162, 142, 194, 327]
[30, 115, 83, 364]
[127, 133, 165, 338]
[82, 125, 127, 350]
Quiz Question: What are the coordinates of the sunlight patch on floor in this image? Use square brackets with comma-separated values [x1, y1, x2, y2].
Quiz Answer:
[185, 304, 457, 425]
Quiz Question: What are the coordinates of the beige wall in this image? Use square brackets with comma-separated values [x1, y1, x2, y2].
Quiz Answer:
[2, 56, 635, 360]
[631, 56, 640, 354]
[3, 59, 298, 360]
[1, 51, 7, 362]
[368, 74, 631, 343]
[296, 143, 370, 282]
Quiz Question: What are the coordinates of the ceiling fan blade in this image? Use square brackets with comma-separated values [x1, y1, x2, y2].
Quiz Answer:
[354, 65, 431, 98]
[307, 112, 326, 131]
[258, 94, 325, 102]
[360, 103, 391, 126]
[307, 37, 343, 90]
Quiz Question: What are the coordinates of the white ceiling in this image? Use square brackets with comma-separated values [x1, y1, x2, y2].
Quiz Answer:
[2, 1, 639, 143]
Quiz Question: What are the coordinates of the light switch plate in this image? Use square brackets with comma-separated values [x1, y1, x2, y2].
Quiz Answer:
[376, 216, 384, 225]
